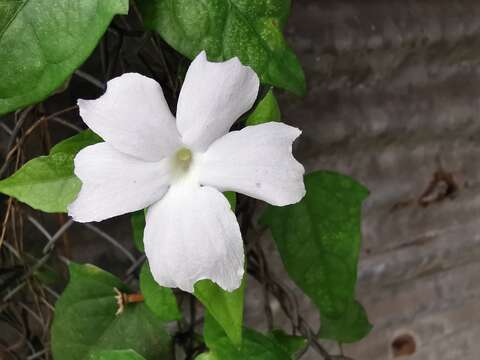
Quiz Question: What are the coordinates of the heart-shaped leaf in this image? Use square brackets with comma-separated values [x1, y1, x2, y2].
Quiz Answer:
[0, 130, 101, 212]
[262, 171, 372, 342]
[51, 263, 171, 360]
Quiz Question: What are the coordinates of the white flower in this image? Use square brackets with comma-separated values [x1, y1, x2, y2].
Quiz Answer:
[68, 51, 305, 293]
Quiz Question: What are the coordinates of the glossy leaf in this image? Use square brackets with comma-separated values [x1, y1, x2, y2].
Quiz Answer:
[262, 171, 372, 342]
[0, 0, 129, 115]
[0, 130, 101, 212]
[246, 89, 281, 126]
[137, 0, 306, 96]
[90, 349, 146, 360]
[140, 262, 181, 322]
[203, 312, 301, 359]
[51, 263, 171, 360]
[194, 277, 245, 346]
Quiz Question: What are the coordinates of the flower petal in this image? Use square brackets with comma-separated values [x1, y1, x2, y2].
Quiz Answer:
[176, 51, 260, 151]
[198, 122, 306, 206]
[68, 142, 172, 222]
[78, 73, 181, 161]
[144, 184, 244, 293]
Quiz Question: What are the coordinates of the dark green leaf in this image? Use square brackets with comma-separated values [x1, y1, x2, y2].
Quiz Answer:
[51, 263, 171, 360]
[0, 130, 101, 212]
[246, 89, 281, 126]
[194, 277, 245, 346]
[203, 312, 299, 359]
[224, 191, 237, 211]
[131, 210, 146, 252]
[267, 330, 306, 356]
[262, 171, 372, 342]
[34, 264, 63, 285]
[90, 349, 146, 360]
[0, 0, 129, 115]
[140, 262, 181, 321]
[318, 300, 372, 343]
[137, 0, 306, 96]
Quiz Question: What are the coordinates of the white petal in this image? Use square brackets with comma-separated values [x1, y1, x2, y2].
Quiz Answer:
[144, 184, 244, 293]
[68, 142, 172, 222]
[176, 51, 260, 151]
[198, 122, 306, 206]
[78, 73, 181, 161]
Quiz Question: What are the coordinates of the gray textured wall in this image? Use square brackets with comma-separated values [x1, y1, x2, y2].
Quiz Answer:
[273, 0, 480, 358]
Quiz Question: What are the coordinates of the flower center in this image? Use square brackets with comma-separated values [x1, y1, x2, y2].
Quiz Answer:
[174, 147, 193, 172]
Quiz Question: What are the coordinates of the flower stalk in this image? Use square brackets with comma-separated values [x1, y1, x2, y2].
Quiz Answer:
[114, 287, 145, 315]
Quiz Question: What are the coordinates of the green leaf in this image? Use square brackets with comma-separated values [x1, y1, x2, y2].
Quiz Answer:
[0, 0, 129, 115]
[131, 210, 146, 252]
[0, 152, 80, 212]
[0, 130, 101, 212]
[194, 277, 245, 346]
[224, 191, 237, 211]
[246, 89, 281, 126]
[203, 312, 299, 359]
[34, 264, 63, 285]
[137, 0, 306, 96]
[90, 349, 146, 360]
[51, 263, 171, 360]
[262, 171, 372, 343]
[193, 193, 241, 345]
[50, 130, 102, 155]
[140, 262, 181, 322]
[267, 330, 306, 356]
[195, 353, 218, 360]
[318, 300, 372, 343]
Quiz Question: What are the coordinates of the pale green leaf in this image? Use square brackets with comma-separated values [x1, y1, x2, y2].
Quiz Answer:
[0, 152, 80, 212]
[50, 129, 102, 155]
[89, 349, 145, 360]
[194, 277, 245, 346]
[140, 262, 181, 322]
[195, 353, 218, 360]
[246, 89, 281, 126]
[0, 130, 101, 213]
